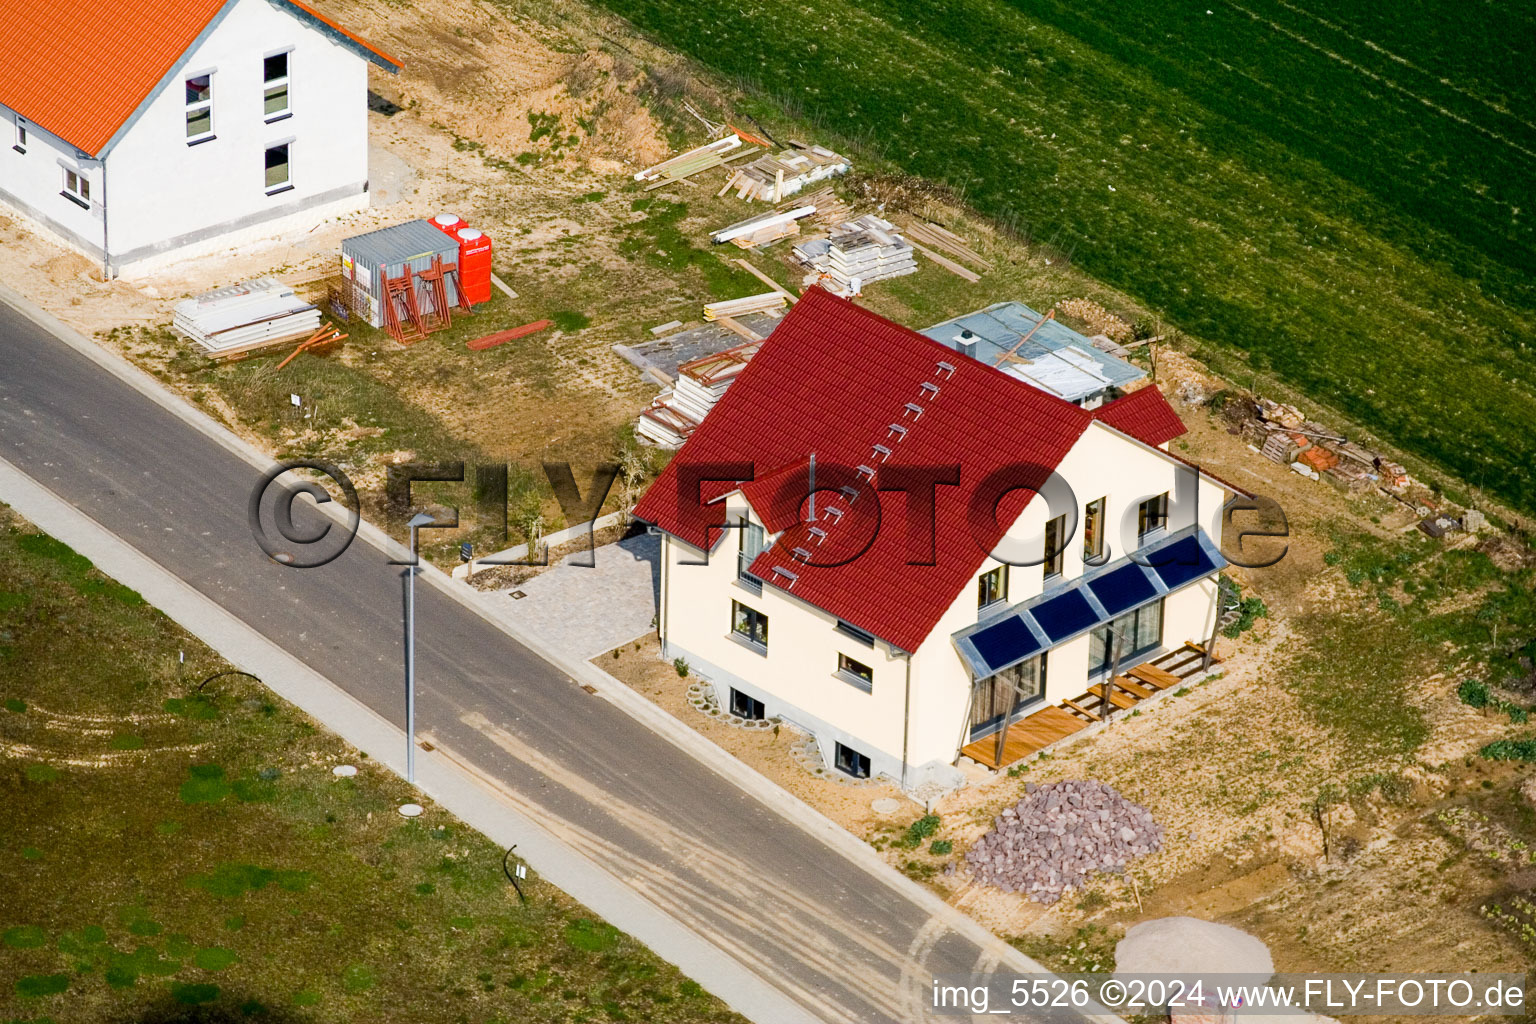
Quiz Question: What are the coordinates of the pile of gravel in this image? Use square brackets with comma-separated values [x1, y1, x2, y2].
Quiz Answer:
[965, 780, 1163, 904]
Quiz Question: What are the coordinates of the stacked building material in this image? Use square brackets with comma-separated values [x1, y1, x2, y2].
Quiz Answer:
[635, 341, 760, 448]
[173, 277, 321, 358]
[793, 215, 916, 296]
[726, 143, 851, 202]
[792, 187, 850, 227]
[703, 292, 787, 321]
[634, 137, 751, 190]
[710, 207, 815, 247]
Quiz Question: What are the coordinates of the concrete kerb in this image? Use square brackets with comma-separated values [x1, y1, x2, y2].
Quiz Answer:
[0, 280, 1123, 1023]
[0, 457, 815, 1024]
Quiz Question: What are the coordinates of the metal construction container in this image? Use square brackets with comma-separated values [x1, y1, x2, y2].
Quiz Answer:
[340, 220, 462, 329]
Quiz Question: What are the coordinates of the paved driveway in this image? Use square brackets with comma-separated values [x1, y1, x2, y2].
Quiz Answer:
[487, 533, 660, 659]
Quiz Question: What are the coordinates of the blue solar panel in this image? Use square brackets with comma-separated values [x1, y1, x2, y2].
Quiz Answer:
[1087, 562, 1158, 616]
[1030, 589, 1099, 642]
[969, 616, 1040, 673]
[1149, 535, 1218, 589]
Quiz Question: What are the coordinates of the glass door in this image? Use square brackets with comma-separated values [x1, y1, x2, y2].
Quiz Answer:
[969, 654, 1047, 739]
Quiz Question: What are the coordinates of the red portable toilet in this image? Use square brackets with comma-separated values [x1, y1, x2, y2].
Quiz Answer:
[455, 227, 494, 304]
[431, 213, 465, 236]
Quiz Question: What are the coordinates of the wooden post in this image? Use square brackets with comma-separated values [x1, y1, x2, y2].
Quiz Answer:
[1104, 627, 1126, 723]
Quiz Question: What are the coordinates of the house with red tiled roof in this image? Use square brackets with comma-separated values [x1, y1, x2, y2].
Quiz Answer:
[0, 0, 400, 278]
[635, 289, 1244, 788]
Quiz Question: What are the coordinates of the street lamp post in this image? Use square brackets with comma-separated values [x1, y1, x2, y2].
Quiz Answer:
[405, 512, 435, 787]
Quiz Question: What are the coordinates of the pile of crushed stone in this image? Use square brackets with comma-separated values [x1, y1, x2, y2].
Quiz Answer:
[965, 780, 1163, 904]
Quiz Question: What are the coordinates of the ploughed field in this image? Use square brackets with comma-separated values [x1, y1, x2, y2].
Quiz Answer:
[589, 0, 1536, 510]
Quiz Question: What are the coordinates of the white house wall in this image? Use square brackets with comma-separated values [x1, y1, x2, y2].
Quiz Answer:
[104, 0, 371, 275]
[0, 106, 106, 266]
[661, 517, 919, 783]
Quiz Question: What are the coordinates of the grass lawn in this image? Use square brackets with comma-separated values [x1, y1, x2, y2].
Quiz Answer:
[583, 0, 1536, 513]
[0, 504, 742, 1024]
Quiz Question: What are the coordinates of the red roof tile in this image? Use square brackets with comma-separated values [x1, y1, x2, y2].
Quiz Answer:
[1092, 384, 1187, 447]
[0, 0, 399, 157]
[635, 289, 1096, 652]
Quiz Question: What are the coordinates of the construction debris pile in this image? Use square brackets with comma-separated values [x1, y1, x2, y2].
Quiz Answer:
[793, 215, 916, 296]
[173, 277, 321, 359]
[965, 780, 1163, 905]
[1057, 297, 1135, 346]
[1206, 390, 1487, 536]
[723, 142, 851, 202]
[636, 341, 760, 448]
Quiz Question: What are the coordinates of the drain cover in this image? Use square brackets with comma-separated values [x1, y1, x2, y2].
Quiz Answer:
[397, 803, 424, 818]
[332, 764, 357, 777]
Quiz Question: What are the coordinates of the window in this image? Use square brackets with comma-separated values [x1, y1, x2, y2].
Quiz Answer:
[736, 516, 764, 592]
[62, 169, 90, 207]
[977, 565, 1008, 610]
[185, 74, 214, 140]
[1083, 497, 1106, 563]
[730, 600, 768, 651]
[264, 143, 291, 193]
[1043, 513, 1067, 581]
[1088, 601, 1164, 678]
[729, 688, 765, 721]
[834, 743, 870, 779]
[835, 619, 875, 647]
[836, 653, 873, 691]
[1138, 492, 1169, 544]
[263, 51, 291, 119]
[13, 115, 26, 153]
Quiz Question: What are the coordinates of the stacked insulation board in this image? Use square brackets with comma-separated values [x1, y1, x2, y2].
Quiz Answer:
[793, 215, 916, 296]
[172, 277, 320, 358]
[636, 341, 761, 448]
[726, 143, 851, 201]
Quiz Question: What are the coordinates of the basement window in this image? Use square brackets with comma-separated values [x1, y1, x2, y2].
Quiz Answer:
[263, 51, 291, 120]
[836, 653, 873, 692]
[264, 142, 292, 194]
[61, 169, 90, 208]
[834, 743, 871, 780]
[728, 688, 765, 721]
[185, 73, 214, 141]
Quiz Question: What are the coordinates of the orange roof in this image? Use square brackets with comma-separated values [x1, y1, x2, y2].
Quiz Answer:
[0, 0, 400, 157]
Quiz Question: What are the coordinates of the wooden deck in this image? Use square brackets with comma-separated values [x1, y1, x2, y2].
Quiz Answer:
[960, 705, 1088, 769]
[960, 642, 1225, 770]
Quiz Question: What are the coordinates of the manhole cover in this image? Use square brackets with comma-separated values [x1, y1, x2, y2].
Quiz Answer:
[510, 590, 527, 600]
[332, 764, 358, 777]
[398, 803, 424, 818]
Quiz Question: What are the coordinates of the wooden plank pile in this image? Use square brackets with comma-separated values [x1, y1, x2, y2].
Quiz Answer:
[710, 206, 816, 248]
[722, 142, 851, 202]
[703, 292, 787, 321]
[173, 277, 321, 359]
[791, 187, 849, 227]
[902, 219, 991, 282]
[636, 340, 762, 448]
[792, 215, 916, 296]
[275, 323, 347, 370]
[634, 137, 758, 191]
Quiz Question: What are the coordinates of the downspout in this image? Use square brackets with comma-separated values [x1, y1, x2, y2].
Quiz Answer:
[99, 153, 110, 281]
[900, 648, 912, 790]
[657, 532, 670, 659]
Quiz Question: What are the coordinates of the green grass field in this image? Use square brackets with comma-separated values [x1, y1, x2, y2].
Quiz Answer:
[588, 0, 1536, 510]
[0, 507, 741, 1024]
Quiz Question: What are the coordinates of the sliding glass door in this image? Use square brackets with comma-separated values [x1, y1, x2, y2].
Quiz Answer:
[1088, 600, 1164, 678]
[969, 654, 1047, 740]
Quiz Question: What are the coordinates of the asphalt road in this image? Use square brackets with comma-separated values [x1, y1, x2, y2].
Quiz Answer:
[0, 299, 1039, 1023]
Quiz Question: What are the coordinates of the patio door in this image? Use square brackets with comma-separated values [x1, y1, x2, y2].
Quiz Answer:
[1088, 600, 1164, 678]
[969, 654, 1047, 741]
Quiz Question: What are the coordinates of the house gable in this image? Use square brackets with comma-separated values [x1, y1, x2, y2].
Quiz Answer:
[0, 0, 398, 157]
